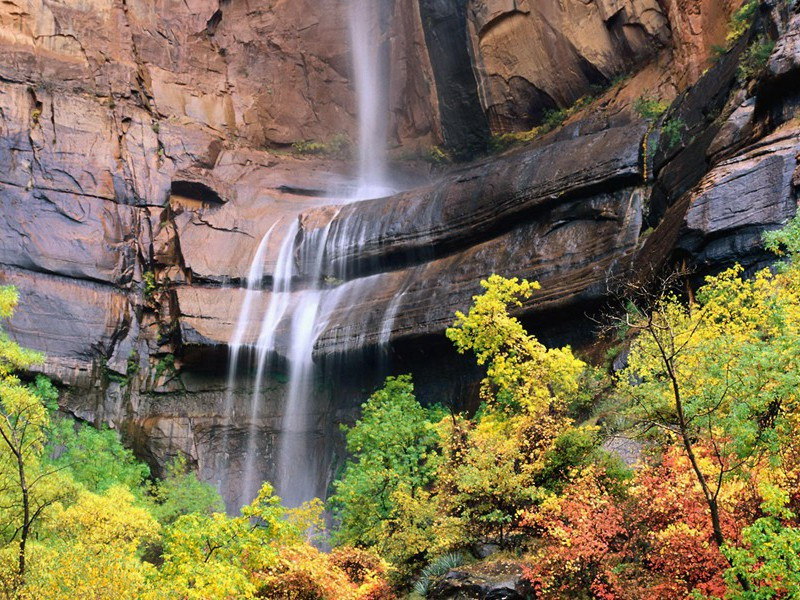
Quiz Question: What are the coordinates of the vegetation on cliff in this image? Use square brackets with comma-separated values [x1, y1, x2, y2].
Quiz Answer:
[0, 215, 799, 599]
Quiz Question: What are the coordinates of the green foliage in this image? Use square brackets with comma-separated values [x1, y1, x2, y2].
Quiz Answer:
[143, 271, 157, 301]
[724, 494, 800, 599]
[329, 375, 443, 555]
[126, 351, 140, 379]
[536, 425, 602, 489]
[2, 216, 800, 598]
[490, 92, 600, 151]
[0, 289, 398, 599]
[149, 483, 326, 599]
[147, 455, 224, 526]
[634, 94, 669, 121]
[150, 485, 282, 598]
[292, 133, 350, 157]
[46, 419, 150, 494]
[661, 116, 686, 150]
[0, 287, 43, 376]
[764, 213, 800, 259]
[0, 290, 77, 591]
[154, 353, 175, 378]
[738, 38, 776, 81]
[412, 552, 464, 597]
[542, 107, 568, 130]
[711, 43, 729, 61]
[727, 0, 758, 44]
[622, 262, 800, 466]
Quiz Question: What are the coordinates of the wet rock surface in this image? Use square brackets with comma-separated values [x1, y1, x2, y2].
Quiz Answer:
[428, 561, 532, 600]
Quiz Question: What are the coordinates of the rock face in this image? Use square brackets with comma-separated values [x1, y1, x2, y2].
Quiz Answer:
[0, 0, 798, 508]
[466, 0, 670, 131]
[465, 0, 748, 133]
[428, 561, 532, 600]
[419, 0, 491, 157]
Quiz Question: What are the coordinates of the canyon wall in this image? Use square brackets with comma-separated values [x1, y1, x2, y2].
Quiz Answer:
[0, 0, 797, 507]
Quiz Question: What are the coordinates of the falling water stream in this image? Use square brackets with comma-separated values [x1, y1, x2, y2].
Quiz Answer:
[225, 0, 398, 508]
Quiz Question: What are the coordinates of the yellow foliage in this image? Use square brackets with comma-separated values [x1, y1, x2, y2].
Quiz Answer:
[446, 275, 584, 416]
[20, 487, 159, 600]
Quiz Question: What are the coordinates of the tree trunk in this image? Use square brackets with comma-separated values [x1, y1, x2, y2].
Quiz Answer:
[16, 450, 29, 583]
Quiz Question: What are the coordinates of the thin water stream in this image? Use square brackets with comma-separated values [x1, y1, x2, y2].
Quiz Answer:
[225, 0, 398, 508]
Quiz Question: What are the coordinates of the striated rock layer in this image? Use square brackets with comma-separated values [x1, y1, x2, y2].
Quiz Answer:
[0, 0, 798, 507]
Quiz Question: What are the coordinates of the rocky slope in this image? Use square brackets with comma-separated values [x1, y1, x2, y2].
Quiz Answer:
[0, 0, 797, 507]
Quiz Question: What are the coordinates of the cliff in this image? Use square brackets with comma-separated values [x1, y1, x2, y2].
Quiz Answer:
[0, 0, 797, 507]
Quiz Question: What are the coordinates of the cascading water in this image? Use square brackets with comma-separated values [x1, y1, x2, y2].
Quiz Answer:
[350, 0, 389, 198]
[226, 0, 397, 509]
[221, 222, 278, 468]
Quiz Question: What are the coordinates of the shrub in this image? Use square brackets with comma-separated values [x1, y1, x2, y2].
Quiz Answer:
[634, 95, 668, 121]
[412, 553, 464, 597]
[660, 117, 685, 150]
[143, 271, 157, 300]
[738, 38, 776, 81]
[727, 0, 758, 44]
[292, 133, 350, 158]
[426, 145, 451, 164]
[329, 547, 386, 585]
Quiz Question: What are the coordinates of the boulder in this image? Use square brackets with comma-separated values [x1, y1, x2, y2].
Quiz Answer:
[428, 561, 532, 600]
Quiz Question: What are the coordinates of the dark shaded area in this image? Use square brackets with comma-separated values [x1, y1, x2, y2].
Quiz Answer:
[418, 0, 491, 160]
[170, 180, 226, 205]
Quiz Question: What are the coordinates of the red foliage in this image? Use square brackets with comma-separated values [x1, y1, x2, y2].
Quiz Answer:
[522, 447, 765, 599]
[522, 466, 633, 599]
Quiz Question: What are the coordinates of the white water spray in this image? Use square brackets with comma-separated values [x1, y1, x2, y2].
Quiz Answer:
[227, 0, 395, 509]
[350, 0, 389, 198]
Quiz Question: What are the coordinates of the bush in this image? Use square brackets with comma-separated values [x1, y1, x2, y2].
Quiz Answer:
[329, 375, 443, 555]
[329, 547, 386, 585]
[738, 38, 776, 81]
[412, 553, 464, 597]
[634, 95, 668, 121]
[727, 0, 758, 44]
[292, 133, 350, 158]
[426, 145, 451, 164]
[660, 117, 685, 150]
[147, 455, 224, 526]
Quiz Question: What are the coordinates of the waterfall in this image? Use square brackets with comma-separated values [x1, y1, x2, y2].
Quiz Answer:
[226, 0, 395, 509]
[219, 221, 277, 496]
[350, 0, 389, 199]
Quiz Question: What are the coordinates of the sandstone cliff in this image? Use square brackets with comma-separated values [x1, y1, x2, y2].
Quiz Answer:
[0, 0, 797, 507]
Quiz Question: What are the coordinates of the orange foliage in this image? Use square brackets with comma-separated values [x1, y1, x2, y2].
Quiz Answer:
[255, 545, 395, 600]
[522, 466, 633, 599]
[523, 447, 768, 599]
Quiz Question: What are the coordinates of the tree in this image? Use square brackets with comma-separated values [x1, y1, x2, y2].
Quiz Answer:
[46, 418, 150, 494]
[329, 375, 443, 566]
[147, 454, 224, 526]
[437, 275, 588, 546]
[19, 486, 159, 600]
[446, 275, 584, 415]
[0, 287, 69, 588]
[724, 487, 800, 599]
[522, 466, 631, 599]
[619, 242, 800, 593]
[147, 482, 317, 599]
